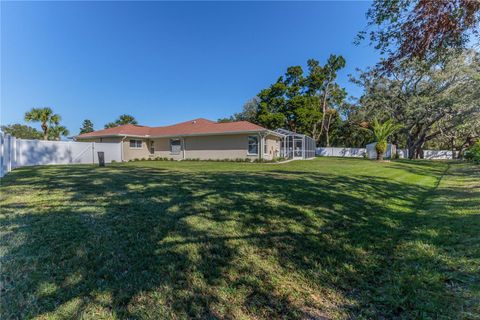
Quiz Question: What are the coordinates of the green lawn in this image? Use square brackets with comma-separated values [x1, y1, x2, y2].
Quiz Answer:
[1, 158, 479, 319]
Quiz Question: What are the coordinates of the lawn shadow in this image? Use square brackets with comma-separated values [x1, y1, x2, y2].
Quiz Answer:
[1, 162, 478, 319]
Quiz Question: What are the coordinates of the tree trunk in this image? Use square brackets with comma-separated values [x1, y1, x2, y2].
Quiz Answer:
[407, 135, 416, 159]
[377, 151, 384, 160]
[325, 113, 333, 147]
[318, 80, 331, 146]
[41, 123, 48, 140]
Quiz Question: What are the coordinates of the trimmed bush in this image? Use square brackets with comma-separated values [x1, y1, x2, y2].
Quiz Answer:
[465, 141, 480, 164]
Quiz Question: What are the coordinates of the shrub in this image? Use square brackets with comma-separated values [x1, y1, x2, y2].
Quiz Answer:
[465, 141, 480, 164]
[133, 158, 139, 161]
[111, 160, 117, 163]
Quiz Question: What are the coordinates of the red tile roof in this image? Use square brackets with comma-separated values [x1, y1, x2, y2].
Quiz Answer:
[76, 118, 268, 139]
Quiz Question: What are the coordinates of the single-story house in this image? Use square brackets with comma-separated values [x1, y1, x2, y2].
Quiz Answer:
[75, 118, 285, 161]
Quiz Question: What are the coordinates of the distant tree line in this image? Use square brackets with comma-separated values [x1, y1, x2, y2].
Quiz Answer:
[220, 49, 479, 159]
[2, 111, 140, 140]
[219, 1, 479, 159]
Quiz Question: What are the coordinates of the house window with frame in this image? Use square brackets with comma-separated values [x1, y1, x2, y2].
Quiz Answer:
[129, 139, 142, 149]
[248, 136, 259, 155]
[170, 139, 181, 154]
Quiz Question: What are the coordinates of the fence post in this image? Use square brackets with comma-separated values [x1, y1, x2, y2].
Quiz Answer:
[7, 135, 11, 173]
[0, 132, 4, 177]
[12, 136, 17, 169]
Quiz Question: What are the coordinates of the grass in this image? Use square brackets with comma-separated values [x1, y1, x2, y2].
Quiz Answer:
[0, 158, 479, 319]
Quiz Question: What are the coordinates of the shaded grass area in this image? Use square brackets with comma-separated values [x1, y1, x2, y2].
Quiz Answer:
[0, 158, 478, 319]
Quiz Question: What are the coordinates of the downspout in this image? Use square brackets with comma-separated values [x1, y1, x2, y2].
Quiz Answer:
[182, 137, 186, 160]
[302, 136, 305, 159]
[259, 132, 268, 160]
[258, 133, 263, 160]
[120, 136, 127, 162]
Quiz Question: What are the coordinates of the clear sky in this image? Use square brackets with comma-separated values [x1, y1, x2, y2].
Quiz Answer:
[1, 1, 379, 135]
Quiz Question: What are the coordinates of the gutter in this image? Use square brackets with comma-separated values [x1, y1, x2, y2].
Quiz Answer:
[76, 129, 273, 140]
[180, 137, 186, 160]
[148, 129, 270, 139]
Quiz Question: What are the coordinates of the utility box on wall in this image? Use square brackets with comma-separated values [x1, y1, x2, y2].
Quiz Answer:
[97, 151, 105, 167]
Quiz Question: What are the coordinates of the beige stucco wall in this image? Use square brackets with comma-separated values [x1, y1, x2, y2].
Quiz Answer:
[182, 134, 258, 160]
[151, 138, 184, 160]
[78, 133, 282, 161]
[122, 138, 151, 160]
[263, 135, 281, 160]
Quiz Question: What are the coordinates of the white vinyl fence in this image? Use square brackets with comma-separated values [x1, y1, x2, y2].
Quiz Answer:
[1, 132, 122, 177]
[423, 150, 453, 160]
[316, 147, 367, 158]
[316, 146, 454, 160]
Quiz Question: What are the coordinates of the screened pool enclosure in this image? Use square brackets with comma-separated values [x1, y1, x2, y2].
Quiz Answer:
[274, 129, 316, 160]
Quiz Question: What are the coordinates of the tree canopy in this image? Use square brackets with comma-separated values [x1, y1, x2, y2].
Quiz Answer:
[48, 125, 70, 141]
[254, 55, 347, 146]
[358, 0, 480, 69]
[1, 124, 43, 139]
[105, 114, 138, 129]
[24, 107, 62, 140]
[79, 119, 94, 134]
[218, 98, 260, 124]
[351, 50, 480, 158]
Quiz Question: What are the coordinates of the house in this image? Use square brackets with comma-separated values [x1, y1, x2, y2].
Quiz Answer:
[75, 118, 285, 161]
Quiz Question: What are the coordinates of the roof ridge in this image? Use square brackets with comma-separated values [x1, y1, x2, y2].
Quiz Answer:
[76, 118, 266, 138]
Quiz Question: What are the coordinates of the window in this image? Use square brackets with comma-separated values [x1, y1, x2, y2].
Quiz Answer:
[129, 139, 142, 149]
[170, 139, 181, 154]
[150, 141, 155, 154]
[248, 136, 258, 155]
[264, 141, 268, 154]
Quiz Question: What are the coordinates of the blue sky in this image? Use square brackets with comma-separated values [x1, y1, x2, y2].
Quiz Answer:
[1, 1, 379, 135]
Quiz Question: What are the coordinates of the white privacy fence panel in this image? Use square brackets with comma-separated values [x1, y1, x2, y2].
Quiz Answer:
[316, 147, 367, 157]
[424, 150, 453, 160]
[397, 149, 408, 159]
[92, 142, 122, 164]
[15, 140, 82, 166]
[1, 133, 15, 177]
[316, 146, 453, 160]
[0, 131, 122, 177]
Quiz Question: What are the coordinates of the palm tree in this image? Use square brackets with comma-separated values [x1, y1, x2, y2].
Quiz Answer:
[24, 107, 61, 140]
[48, 125, 70, 141]
[367, 118, 403, 160]
[104, 114, 138, 129]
